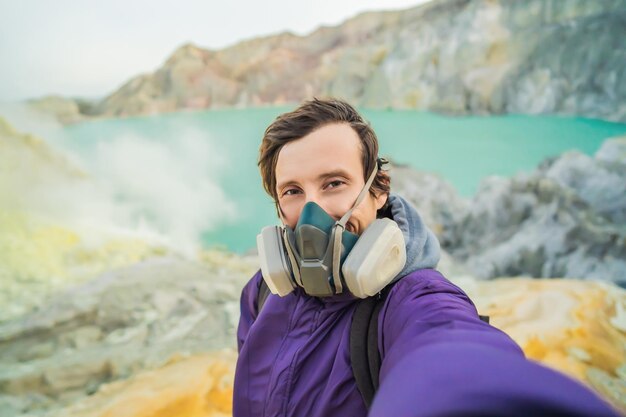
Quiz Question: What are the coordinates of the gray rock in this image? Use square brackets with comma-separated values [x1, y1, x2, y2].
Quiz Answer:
[389, 163, 468, 236]
[543, 150, 626, 224]
[500, 9, 626, 121]
[0, 257, 250, 415]
[442, 137, 626, 281]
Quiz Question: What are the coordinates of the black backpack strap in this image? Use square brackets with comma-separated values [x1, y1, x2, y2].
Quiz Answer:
[257, 279, 271, 314]
[350, 283, 491, 409]
[350, 285, 394, 408]
[350, 295, 378, 408]
[368, 296, 387, 392]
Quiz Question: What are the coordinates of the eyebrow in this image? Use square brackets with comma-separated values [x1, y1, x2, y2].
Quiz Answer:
[276, 169, 352, 192]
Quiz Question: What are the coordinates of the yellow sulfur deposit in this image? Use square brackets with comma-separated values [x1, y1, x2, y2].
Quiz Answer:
[0, 209, 168, 322]
[58, 351, 237, 417]
[456, 277, 626, 413]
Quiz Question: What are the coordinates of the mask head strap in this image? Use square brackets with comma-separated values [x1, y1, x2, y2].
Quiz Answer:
[337, 161, 379, 228]
[332, 160, 380, 293]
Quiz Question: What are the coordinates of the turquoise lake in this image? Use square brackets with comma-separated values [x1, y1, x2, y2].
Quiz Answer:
[61, 107, 626, 253]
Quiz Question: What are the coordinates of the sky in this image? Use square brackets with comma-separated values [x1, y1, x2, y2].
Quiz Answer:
[0, 0, 430, 102]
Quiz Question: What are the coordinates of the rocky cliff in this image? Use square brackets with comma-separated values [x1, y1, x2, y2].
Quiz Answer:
[69, 0, 626, 121]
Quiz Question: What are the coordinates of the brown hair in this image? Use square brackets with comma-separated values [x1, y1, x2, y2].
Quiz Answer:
[258, 98, 390, 214]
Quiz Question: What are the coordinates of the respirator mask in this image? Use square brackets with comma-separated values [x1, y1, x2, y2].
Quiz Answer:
[256, 161, 407, 299]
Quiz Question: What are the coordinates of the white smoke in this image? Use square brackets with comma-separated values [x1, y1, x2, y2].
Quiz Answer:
[0, 104, 237, 255]
[91, 129, 237, 251]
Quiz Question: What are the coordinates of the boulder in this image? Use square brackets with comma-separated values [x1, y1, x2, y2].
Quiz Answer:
[409, 136, 626, 282]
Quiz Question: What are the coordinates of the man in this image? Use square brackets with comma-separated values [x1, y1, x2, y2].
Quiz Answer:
[233, 98, 619, 416]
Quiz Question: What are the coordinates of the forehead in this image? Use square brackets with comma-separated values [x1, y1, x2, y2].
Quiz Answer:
[275, 123, 363, 186]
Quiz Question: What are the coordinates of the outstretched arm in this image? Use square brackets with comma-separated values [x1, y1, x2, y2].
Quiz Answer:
[370, 269, 619, 417]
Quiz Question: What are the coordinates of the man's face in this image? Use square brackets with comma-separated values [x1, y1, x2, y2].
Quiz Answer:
[275, 123, 386, 235]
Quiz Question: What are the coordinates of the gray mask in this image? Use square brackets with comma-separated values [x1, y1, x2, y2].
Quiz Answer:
[283, 201, 359, 297]
[278, 164, 379, 297]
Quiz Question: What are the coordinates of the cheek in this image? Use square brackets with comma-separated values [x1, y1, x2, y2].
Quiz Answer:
[322, 198, 353, 221]
[279, 200, 303, 229]
[285, 215, 297, 229]
[357, 196, 379, 230]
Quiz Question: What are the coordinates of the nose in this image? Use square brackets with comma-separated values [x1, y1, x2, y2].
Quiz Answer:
[302, 193, 339, 221]
[304, 192, 320, 206]
[303, 192, 323, 213]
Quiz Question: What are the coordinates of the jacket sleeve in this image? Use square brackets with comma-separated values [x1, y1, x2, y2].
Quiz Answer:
[237, 270, 263, 353]
[369, 269, 620, 417]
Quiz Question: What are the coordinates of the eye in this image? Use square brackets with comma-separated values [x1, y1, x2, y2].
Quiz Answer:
[283, 188, 302, 196]
[325, 180, 345, 189]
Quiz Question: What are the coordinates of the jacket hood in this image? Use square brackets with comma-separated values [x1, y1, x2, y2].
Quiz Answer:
[386, 193, 440, 280]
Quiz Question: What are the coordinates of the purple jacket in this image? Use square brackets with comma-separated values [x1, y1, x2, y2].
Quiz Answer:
[234, 195, 619, 416]
[234, 269, 618, 417]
